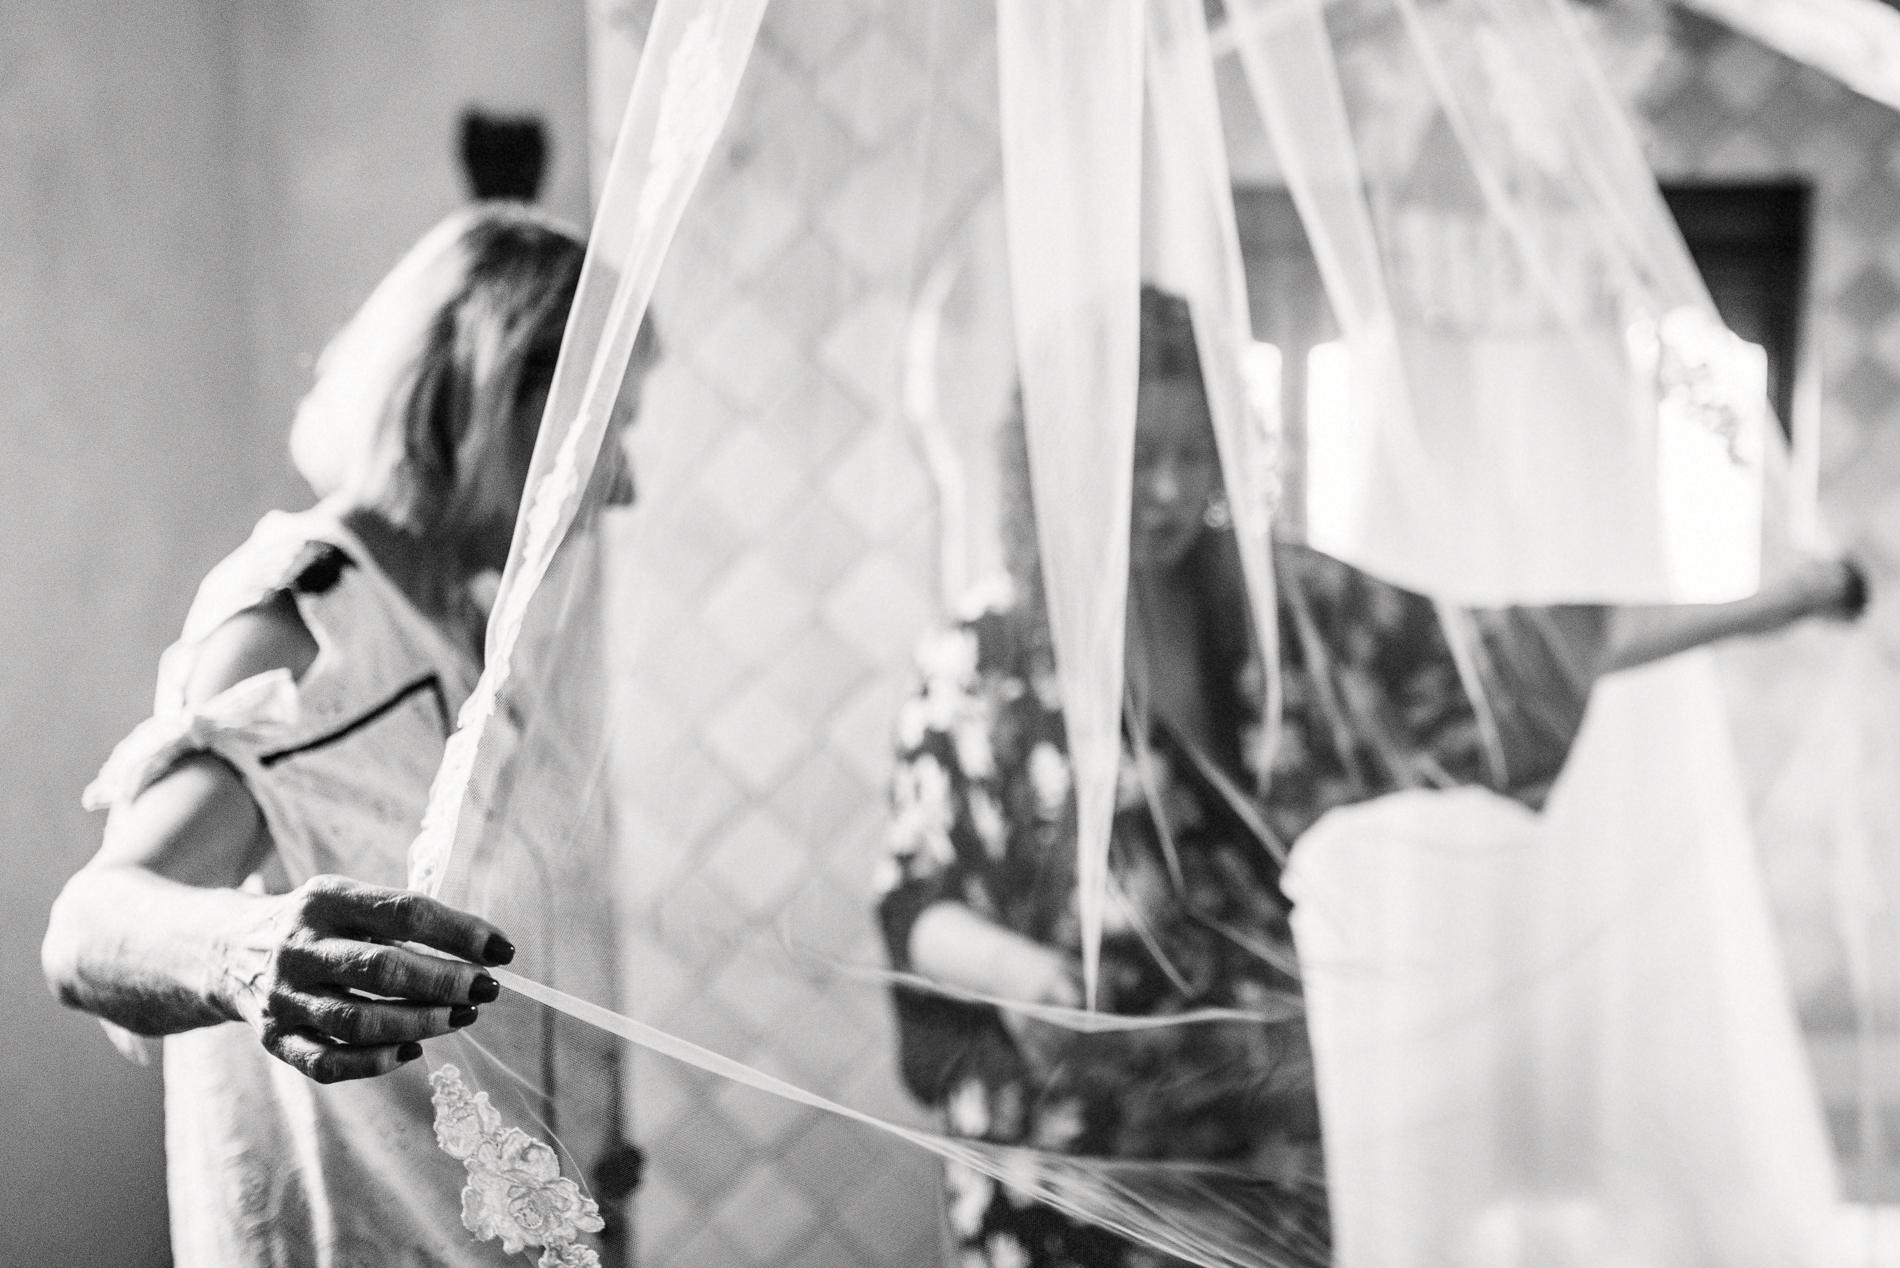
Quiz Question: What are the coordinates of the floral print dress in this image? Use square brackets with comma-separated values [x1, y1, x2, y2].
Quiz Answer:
[876, 544, 1596, 1268]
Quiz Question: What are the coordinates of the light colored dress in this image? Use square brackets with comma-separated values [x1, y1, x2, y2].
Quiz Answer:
[86, 505, 625, 1268]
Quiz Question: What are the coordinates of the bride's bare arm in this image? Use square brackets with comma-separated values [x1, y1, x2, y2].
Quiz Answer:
[1601, 556, 1865, 675]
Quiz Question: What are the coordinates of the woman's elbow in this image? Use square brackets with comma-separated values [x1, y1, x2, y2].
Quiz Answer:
[40, 878, 92, 1010]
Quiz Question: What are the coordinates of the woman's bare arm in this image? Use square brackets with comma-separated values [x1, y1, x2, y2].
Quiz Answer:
[42, 598, 515, 1083]
[908, 901, 1080, 1008]
[1601, 556, 1865, 675]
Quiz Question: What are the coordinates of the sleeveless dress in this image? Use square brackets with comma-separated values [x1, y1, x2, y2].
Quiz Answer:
[85, 505, 627, 1268]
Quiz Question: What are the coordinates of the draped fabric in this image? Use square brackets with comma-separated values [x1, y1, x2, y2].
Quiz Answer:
[1225, 0, 1770, 605]
[394, 1, 1851, 1265]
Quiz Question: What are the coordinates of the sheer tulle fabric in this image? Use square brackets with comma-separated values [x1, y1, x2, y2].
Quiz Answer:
[1226, 0, 1766, 605]
[995, 0, 1145, 1006]
[399, 1, 1847, 1266]
[406, 2, 1324, 1265]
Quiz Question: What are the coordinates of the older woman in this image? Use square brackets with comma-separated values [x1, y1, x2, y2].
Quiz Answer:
[877, 285, 1865, 1268]
[42, 205, 651, 1267]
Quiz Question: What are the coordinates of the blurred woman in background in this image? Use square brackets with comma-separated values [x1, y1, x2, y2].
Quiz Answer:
[877, 284, 1866, 1268]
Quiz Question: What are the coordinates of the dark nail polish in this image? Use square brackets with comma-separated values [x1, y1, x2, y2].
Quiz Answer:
[469, 974, 500, 1004]
[484, 934, 516, 966]
[450, 1006, 479, 1029]
[398, 1041, 424, 1062]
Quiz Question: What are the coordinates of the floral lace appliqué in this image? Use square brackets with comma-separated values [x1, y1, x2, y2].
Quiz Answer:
[430, 1065, 604, 1266]
[639, 13, 728, 235]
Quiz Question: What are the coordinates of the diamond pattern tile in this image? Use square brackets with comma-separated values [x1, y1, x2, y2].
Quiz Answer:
[691, 298, 809, 413]
[821, 145, 940, 280]
[769, 746, 879, 845]
[756, 622, 876, 724]
[750, 231, 867, 350]
[818, 26, 931, 147]
[824, 415, 933, 540]
[828, 671, 914, 788]
[632, 1167, 701, 1265]
[759, 0, 872, 73]
[712, 1077, 819, 1151]
[825, 550, 937, 664]
[587, 3, 994, 1262]
[759, 363, 877, 470]
[664, 1220, 760, 1268]
[783, 1225, 888, 1268]
[690, 424, 810, 538]
[778, 1111, 897, 1206]
[644, 614, 747, 720]
[654, 1097, 766, 1210]
[703, 808, 809, 914]
[703, 680, 813, 798]
[635, 740, 748, 848]
[700, 554, 818, 665]
[718, 1162, 824, 1263]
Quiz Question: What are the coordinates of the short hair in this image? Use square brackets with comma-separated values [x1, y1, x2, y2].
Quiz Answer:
[1138, 283, 1203, 386]
[380, 207, 586, 546]
[292, 205, 587, 549]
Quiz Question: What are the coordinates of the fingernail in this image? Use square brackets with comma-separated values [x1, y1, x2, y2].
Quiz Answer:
[484, 934, 516, 966]
[469, 974, 500, 1004]
[450, 1006, 479, 1029]
[398, 1041, 424, 1062]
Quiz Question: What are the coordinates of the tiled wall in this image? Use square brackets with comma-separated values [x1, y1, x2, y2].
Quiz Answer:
[589, 2, 1005, 1263]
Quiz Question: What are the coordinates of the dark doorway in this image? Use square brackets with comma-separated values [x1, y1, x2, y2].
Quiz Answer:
[1661, 180, 1812, 435]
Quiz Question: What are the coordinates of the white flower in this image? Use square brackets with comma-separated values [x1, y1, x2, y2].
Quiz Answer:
[1030, 669, 1063, 710]
[539, 1243, 601, 1268]
[986, 1153, 1044, 1210]
[954, 573, 1015, 620]
[895, 697, 930, 750]
[968, 788, 1008, 861]
[430, 1064, 603, 1257]
[921, 679, 966, 733]
[987, 1232, 1031, 1268]
[916, 628, 979, 686]
[1027, 743, 1072, 819]
[429, 1065, 501, 1161]
[1032, 1098, 1086, 1150]
[952, 713, 995, 780]
[946, 1078, 991, 1137]
[888, 755, 955, 866]
[460, 1128, 605, 1254]
[638, 15, 728, 234]
[944, 1160, 995, 1237]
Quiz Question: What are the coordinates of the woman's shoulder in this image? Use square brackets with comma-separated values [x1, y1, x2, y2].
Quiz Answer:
[178, 508, 356, 647]
[160, 507, 376, 712]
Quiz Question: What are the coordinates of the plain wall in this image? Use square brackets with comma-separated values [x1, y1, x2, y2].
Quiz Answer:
[0, 3, 588, 1262]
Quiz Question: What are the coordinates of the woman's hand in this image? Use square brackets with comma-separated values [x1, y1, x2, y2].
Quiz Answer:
[907, 900, 1084, 1065]
[217, 874, 514, 1084]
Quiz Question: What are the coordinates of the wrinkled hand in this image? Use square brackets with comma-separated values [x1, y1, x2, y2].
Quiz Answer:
[217, 874, 514, 1083]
